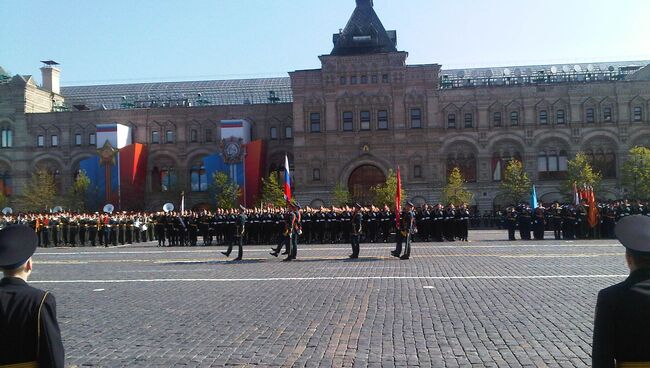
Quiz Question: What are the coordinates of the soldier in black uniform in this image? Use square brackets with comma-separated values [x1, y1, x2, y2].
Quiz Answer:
[532, 207, 546, 240]
[518, 205, 532, 240]
[551, 202, 563, 240]
[505, 207, 518, 240]
[0, 225, 65, 367]
[592, 215, 650, 367]
[349, 204, 363, 259]
[392, 202, 415, 260]
[222, 206, 246, 261]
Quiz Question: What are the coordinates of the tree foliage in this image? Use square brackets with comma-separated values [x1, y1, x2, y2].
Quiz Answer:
[499, 160, 531, 205]
[443, 167, 474, 205]
[0, 192, 8, 210]
[372, 169, 406, 207]
[212, 172, 241, 209]
[259, 173, 286, 208]
[563, 152, 602, 198]
[622, 146, 650, 200]
[65, 170, 91, 212]
[17, 169, 58, 212]
[332, 182, 351, 206]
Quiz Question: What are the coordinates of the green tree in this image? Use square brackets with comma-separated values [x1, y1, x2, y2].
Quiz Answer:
[212, 172, 241, 209]
[500, 160, 531, 205]
[17, 169, 58, 212]
[65, 170, 91, 212]
[0, 192, 8, 209]
[443, 167, 474, 205]
[332, 182, 351, 206]
[372, 169, 406, 207]
[260, 173, 285, 207]
[622, 146, 650, 200]
[563, 152, 602, 198]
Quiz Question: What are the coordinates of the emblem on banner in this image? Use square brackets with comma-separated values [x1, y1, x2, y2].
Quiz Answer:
[220, 137, 245, 164]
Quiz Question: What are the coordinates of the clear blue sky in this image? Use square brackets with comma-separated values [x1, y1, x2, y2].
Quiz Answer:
[2, 0, 650, 86]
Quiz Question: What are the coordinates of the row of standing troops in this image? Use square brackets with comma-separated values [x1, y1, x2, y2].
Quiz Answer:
[504, 201, 650, 241]
[0, 214, 155, 247]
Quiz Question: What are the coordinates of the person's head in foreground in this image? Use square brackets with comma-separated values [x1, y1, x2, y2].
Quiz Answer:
[0, 225, 65, 367]
[592, 215, 650, 368]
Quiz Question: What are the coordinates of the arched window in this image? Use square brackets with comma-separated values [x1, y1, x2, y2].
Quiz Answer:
[584, 138, 617, 179]
[492, 149, 522, 181]
[447, 149, 477, 183]
[538, 150, 568, 180]
[190, 165, 208, 192]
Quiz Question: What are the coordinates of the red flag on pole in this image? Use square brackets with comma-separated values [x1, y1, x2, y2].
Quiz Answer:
[395, 166, 402, 227]
[588, 186, 598, 228]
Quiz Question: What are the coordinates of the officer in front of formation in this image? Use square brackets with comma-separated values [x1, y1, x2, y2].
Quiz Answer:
[392, 201, 415, 260]
[221, 206, 247, 261]
[349, 203, 363, 259]
[0, 225, 65, 367]
[592, 215, 650, 367]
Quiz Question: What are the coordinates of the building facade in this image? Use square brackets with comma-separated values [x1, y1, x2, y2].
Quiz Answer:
[2, 0, 650, 211]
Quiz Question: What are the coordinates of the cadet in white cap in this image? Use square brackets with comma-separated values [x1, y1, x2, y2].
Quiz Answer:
[593, 215, 650, 367]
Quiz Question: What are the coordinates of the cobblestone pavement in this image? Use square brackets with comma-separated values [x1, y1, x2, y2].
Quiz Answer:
[29, 231, 628, 367]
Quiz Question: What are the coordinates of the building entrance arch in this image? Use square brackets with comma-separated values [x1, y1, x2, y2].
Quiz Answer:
[348, 165, 386, 205]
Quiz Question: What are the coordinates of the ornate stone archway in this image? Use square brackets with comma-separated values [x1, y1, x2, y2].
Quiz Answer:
[347, 165, 386, 205]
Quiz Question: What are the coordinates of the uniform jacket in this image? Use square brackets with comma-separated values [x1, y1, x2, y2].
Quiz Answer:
[593, 268, 650, 367]
[0, 277, 65, 367]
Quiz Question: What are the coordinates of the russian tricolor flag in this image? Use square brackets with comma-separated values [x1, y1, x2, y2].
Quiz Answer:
[284, 155, 292, 203]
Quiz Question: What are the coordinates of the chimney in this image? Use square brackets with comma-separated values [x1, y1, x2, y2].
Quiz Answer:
[40, 60, 61, 95]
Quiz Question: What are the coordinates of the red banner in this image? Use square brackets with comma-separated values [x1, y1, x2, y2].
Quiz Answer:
[395, 166, 402, 227]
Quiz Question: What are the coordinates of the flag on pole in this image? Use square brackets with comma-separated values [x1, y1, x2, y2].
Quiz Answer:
[531, 184, 538, 209]
[573, 182, 580, 206]
[283, 155, 292, 203]
[180, 191, 185, 213]
[395, 166, 402, 227]
[588, 186, 598, 228]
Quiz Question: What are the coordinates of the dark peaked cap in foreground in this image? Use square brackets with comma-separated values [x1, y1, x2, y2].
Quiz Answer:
[0, 226, 38, 269]
[615, 215, 650, 254]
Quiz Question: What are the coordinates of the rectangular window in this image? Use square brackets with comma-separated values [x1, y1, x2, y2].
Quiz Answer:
[556, 110, 566, 124]
[510, 111, 519, 126]
[360, 75, 368, 84]
[537, 155, 548, 172]
[350, 76, 357, 85]
[464, 113, 473, 128]
[377, 110, 388, 130]
[75, 133, 82, 146]
[51, 135, 58, 147]
[586, 108, 595, 123]
[343, 111, 353, 131]
[634, 106, 643, 122]
[371, 75, 378, 84]
[205, 129, 213, 142]
[312, 168, 321, 181]
[493, 112, 502, 127]
[1, 129, 12, 148]
[360, 111, 371, 130]
[310, 113, 321, 133]
[411, 108, 422, 129]
[37, 135, 44, 147]
[414, 165, 422, 178]
[382, 74, 389, 83]
[539, 110, 548, 125]
[270, 127, 278, 140]
[447, 113, 456, 129]
[340, 76, 347, 85]
[285, 126, 293, 139]
[190, 129, 198, 143]
[166, 130, 174, 143]
[152, 131, 160, 144]
[89, 133, 96, 146]
[603, 107, 612, 121]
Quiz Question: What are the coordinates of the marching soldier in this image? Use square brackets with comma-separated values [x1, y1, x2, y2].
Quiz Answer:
[222, 206, 247, 261]
[0, 225, 65, 367]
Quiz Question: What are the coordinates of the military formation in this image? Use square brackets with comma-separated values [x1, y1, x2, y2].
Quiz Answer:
[504, 200, 650, 241]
